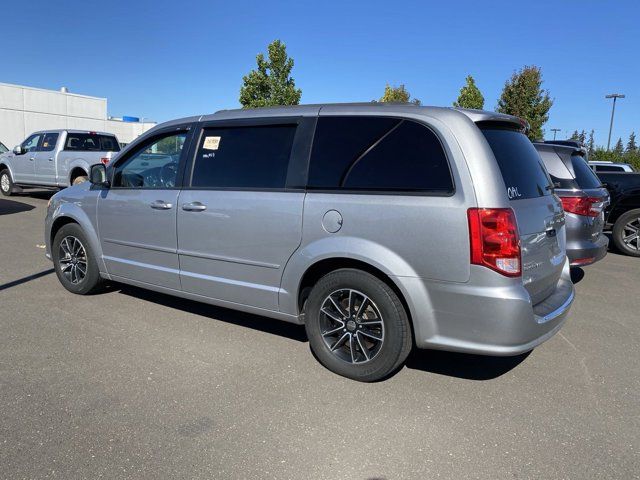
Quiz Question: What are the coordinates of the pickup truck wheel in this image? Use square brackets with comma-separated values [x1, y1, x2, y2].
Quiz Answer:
[304, 269, 412, 382]
[0, 169, 13, 196]
[52, 223, 104, 294]
[613, 209, 640, 257]
[72, 175, 88, 185]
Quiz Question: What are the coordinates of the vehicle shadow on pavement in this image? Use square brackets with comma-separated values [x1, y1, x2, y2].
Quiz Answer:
[570, 267, 585, 284]
[0, 198, 36, 215]
[405, 349, 531, 380]
[114, 284, 308, 342]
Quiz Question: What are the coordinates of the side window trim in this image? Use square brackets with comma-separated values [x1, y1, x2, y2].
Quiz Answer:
[108, 125, 194, 189]
[183, 117, 310, 191]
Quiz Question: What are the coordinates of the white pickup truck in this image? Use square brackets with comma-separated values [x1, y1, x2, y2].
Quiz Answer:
[0, 130, 120, 196]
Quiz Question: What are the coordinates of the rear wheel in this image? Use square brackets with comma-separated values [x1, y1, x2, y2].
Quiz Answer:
[52, 223, 104, 294]
[304, 269, 412, 382]
[0, 169, 13, 196]
[613, 209, 640, 257]
[72, 174, 88, 185]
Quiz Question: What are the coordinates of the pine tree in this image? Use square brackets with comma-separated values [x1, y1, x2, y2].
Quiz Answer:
[239, 40, 302, 108]
[626, 131, 637, 153]
[587, 130, 595, 156]
[613, 137, 624, 155]
[496, 65, 553, 140]
[570, 130, 580, 141]
[453, 75, 484, 109]
[579, 130, 586, 144]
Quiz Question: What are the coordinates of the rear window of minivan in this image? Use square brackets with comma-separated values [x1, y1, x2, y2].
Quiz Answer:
[571, 155, 602, 189]
[481, 128, 552, 200]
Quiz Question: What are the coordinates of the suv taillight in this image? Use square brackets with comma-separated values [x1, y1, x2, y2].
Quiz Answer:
[468, 208, 521, 277]
[559, 196, 603, 217]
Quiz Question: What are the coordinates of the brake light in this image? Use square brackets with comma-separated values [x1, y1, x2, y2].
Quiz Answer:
[468, 208, 521, 277]
[559, 196, 603, 217]
[100, 157, 110, 165]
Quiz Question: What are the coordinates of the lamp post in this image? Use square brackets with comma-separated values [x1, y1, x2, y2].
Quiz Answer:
[550, 128, 561, 140]
[605, 93, 625, 150]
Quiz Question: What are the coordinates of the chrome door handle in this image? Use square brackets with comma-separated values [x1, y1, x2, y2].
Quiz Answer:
[48, 157, 54, 161]
[149, 200, 173, 210]
[182, 202, 207, 212]
[29, 157, 35, 161]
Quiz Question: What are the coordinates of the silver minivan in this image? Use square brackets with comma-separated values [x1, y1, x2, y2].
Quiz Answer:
[45, 104, 574, 381]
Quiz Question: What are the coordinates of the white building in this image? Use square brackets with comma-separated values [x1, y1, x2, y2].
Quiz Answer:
[0, 82, 156, 149]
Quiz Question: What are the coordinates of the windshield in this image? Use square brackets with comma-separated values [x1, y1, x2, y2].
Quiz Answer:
[481, 128, 552, 199]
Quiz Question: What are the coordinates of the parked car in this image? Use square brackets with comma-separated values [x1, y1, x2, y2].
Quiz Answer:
[0, 130, 120, 196]
[0, 141, 8, 154]
[44, 104, 574, 381]
[596, 171, 640, 256]
[589, 161, 636, 173]
[534, 142, 609, 266]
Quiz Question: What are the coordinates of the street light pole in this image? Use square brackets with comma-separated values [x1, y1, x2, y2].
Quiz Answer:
[605, 93, 625, 150]
[551, 128, 561, 140]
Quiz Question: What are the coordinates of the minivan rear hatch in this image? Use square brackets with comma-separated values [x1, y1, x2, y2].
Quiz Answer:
[480, 126, 566, 305]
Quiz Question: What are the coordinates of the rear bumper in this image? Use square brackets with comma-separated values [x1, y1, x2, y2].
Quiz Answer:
[567, 233, 608, 266]
[397, 261, 575, 356]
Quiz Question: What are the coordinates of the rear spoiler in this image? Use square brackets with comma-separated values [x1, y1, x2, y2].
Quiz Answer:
[454, 109, 529, 134]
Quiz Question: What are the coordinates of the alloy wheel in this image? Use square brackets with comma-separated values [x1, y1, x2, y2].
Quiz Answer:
[319, 289, 385, 364]
[622, 217, 640, 251]
[58, 236, 88, 284]
[0, 173, 9, 193]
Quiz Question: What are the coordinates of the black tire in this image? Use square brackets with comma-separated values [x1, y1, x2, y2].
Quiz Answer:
[304, 269, 412, 382]
[52, 223, 104, 294]
[612, 209, 640, 257]
[0, 168, 13, 196]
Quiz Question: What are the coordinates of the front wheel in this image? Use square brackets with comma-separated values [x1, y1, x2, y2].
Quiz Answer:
[304, 269, 412, 382]
[612, 209, 640, 257]
[52, 223, 104, 294]
[0, 169, 13, 196]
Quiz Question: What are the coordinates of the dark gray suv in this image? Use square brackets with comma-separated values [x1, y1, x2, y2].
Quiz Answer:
[45, 104, 575, 381]
[534, 142, 609, 266]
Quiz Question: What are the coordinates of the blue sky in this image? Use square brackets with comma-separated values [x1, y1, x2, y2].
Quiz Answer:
[3, 0, 638, 146]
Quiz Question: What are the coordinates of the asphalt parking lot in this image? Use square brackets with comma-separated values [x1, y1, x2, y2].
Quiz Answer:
[0, 191, 638, 479]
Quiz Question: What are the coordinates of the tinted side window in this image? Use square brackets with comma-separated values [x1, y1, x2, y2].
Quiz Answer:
[597, 165, 623, 172]
[65, 134, 120, 152]
[481, 128, 552, 199]
[40, 132, 59, 152]
[308, 117, 453, 192]
[191, 125, 296, 189]
[571, 155, 602, 188]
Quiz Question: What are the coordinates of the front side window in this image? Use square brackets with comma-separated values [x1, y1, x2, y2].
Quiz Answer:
[191, 125, 296, 189]
[0, 142, 8, 154]
[308, 116, 453, 192]
[21, 134, 42, 153]
[112, 132, 187, 188]
[40, 133, 59, 152]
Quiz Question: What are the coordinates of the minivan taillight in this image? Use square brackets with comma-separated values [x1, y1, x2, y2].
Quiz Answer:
[559, 196, 603, 217]
[468, 208, 521, 277]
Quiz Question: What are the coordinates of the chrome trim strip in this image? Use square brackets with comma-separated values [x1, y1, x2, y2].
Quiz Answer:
[103, 238, 177, 254]
[539, 288, 575, 324]
[178, 249, 280, 269]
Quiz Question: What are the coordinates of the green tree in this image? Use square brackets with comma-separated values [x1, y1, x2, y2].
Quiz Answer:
[239, 39, 302, 108]
[570, 130, 580, 141]
[378, 84, 421, 105]
[587, 130, 595, 156]
[626, 131, 637, 153]
[453, 75, 484, 109]
[496, 65, 553, 140]
[613, 137, 624, 155]
[579, 130, 586, 144]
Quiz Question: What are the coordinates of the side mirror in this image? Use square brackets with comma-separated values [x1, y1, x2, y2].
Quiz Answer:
[13, 146, 25, 155]
[89, 164, 109, 188]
